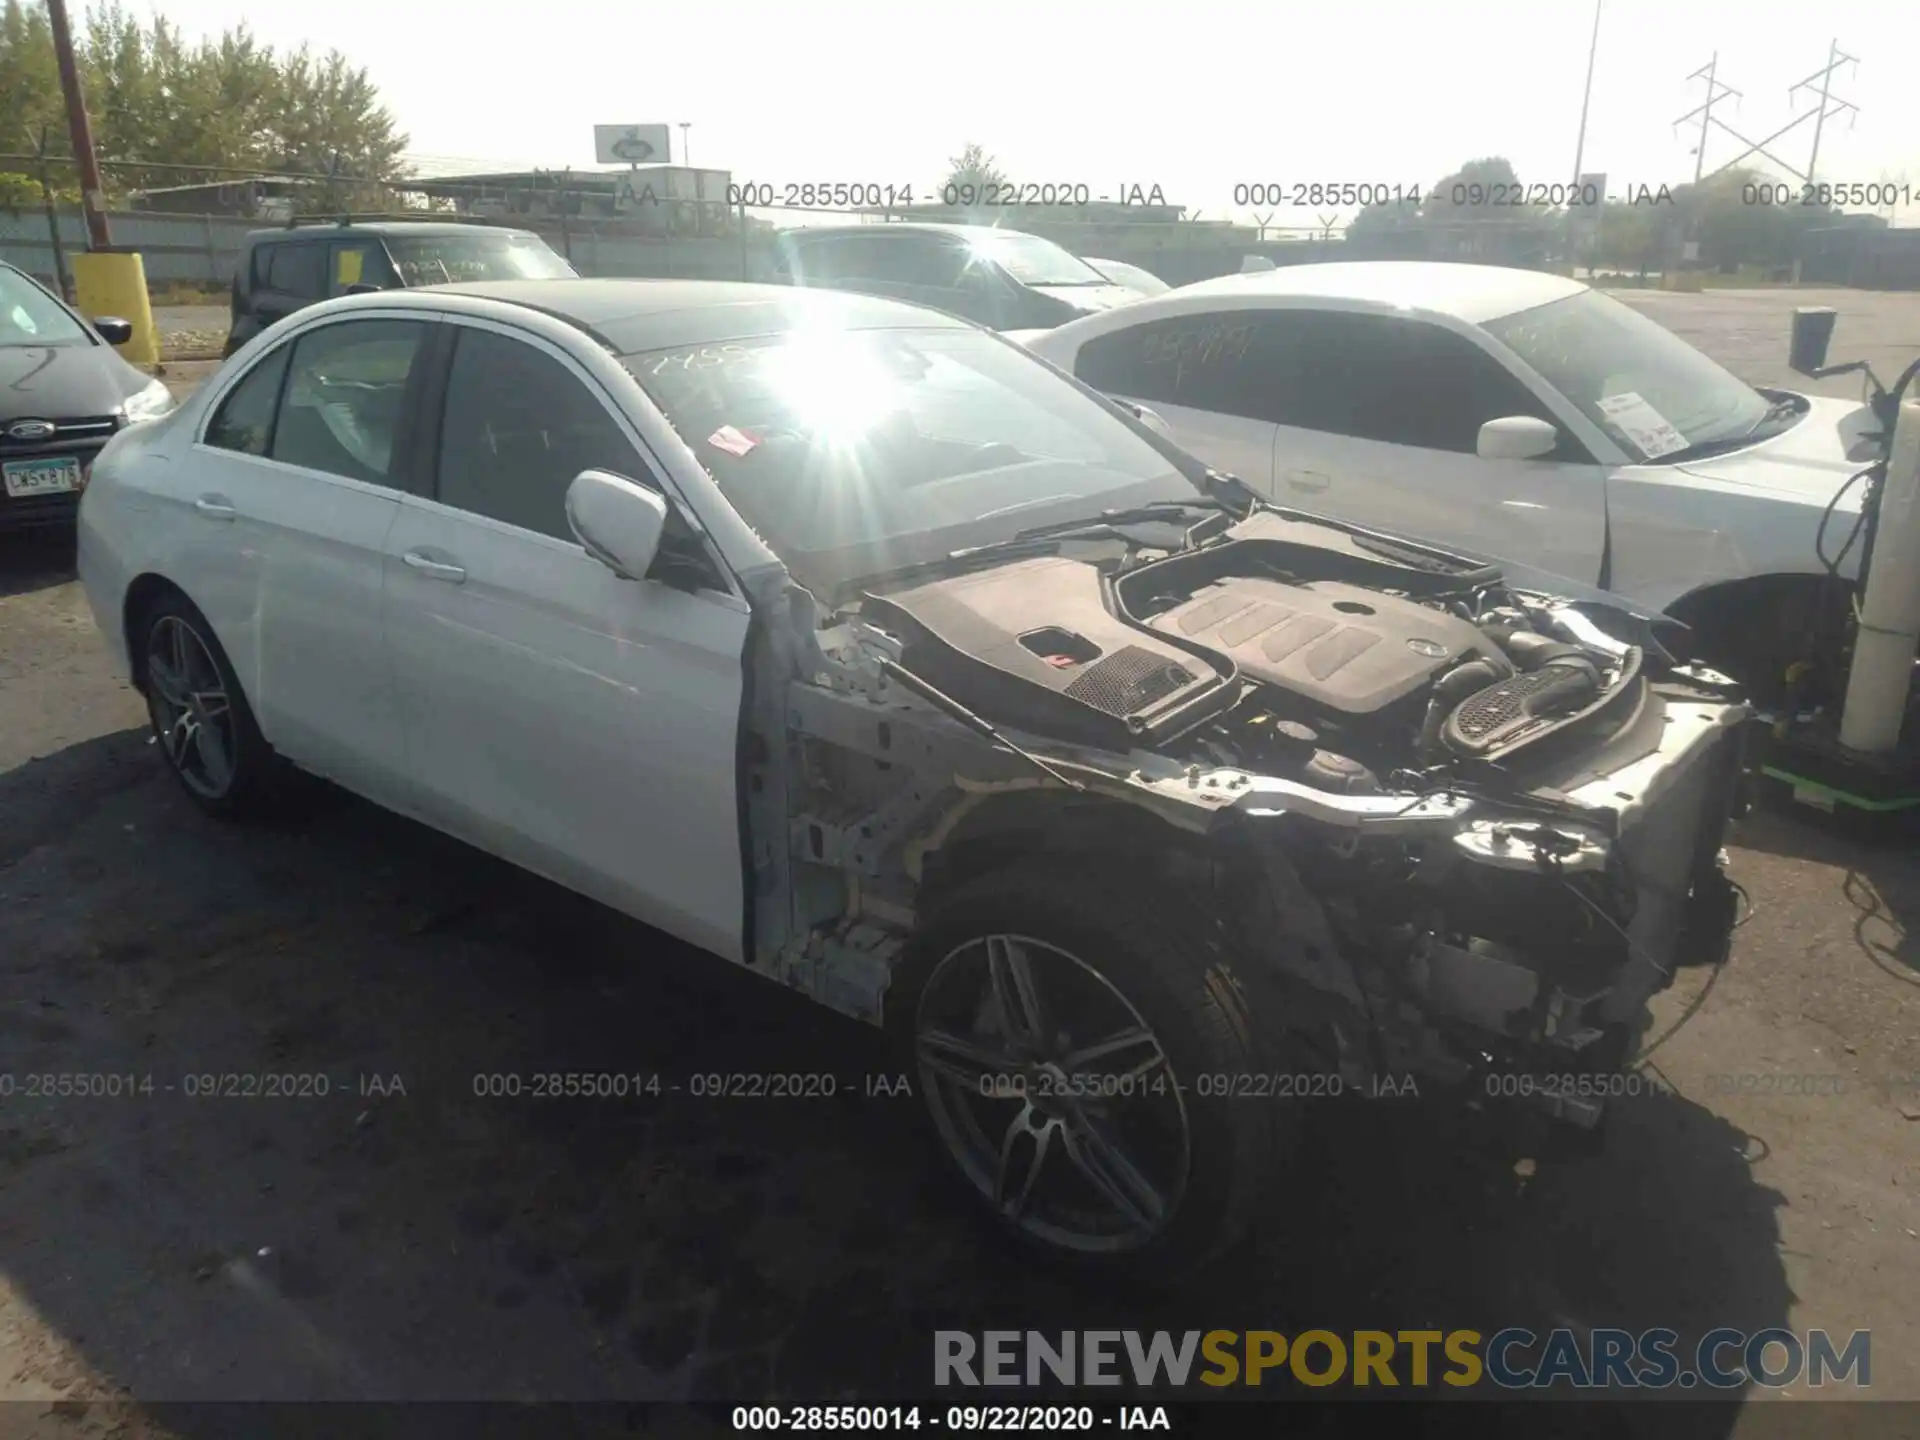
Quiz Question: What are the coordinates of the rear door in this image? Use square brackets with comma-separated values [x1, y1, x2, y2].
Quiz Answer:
[185, 313, 435, 804]
[380, 318, 751, 959]
[1070, 310, 1280, 490]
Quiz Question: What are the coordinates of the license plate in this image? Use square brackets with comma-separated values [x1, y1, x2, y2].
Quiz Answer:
[3, 455, 80, 498]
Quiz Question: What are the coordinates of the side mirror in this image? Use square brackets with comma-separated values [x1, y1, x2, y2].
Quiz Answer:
[1477, 415, 1560, 461]
[345, 282, 384, 296]
[566, 468, 668, 581]
[1789, 306, 1837, 376]
[92, 316, 133, 345]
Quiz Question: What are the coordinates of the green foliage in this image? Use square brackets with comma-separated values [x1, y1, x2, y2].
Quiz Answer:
[943, 142, 1008, 196]
[1344, 154, 1840, 272]
[0, 0, 408, 202]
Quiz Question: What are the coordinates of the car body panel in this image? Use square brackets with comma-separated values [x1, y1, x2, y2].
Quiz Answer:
[382, 493, 751, 960]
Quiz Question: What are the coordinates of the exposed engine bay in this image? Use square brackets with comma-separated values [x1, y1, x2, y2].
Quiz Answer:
[746, 502, 1750, 1134]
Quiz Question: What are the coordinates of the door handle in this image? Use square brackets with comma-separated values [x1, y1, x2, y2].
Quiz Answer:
[402, 549, 466, 583]
[193, 495, 237, 521]
[1282, 470, 1330, 493]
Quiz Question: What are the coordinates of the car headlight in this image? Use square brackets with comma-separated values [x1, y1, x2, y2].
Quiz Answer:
[121, 377, 175, 425]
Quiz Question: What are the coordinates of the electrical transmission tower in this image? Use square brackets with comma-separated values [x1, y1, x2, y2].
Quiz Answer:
[1673, 40, 1859, 186]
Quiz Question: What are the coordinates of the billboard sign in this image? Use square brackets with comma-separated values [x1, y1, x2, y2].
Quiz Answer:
[595, 124, 672, 166]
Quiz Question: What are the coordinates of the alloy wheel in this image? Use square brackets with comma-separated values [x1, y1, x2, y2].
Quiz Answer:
[914, 933, 1192, 1254]
[144, 614, 237, 800]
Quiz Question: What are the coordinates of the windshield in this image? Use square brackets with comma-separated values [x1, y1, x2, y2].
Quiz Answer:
[0, 267, 90, 347]
[388, 234, 576, 286]
[1482, 289, 1769, 462]
[624, 324, 1199, 590]
[974, 232, 1110, 288]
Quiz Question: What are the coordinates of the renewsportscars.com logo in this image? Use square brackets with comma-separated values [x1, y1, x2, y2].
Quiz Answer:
[934, 1328, 1872, 1391]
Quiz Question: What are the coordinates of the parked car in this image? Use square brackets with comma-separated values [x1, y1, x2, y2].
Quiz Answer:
[773, 222, 1140, 330]
[0, 260, 175, 532]
[1019, 262, 1885, 696]
[224, 220, 575, 357]
[1082, 257, 1170, 297]
[78, 279, 1745, 1282]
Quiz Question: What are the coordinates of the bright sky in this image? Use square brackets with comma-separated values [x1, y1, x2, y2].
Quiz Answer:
[145, 0, 1919, 224]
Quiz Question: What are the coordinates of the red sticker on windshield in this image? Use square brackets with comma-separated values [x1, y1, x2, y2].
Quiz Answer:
[708, 425, 759, 457]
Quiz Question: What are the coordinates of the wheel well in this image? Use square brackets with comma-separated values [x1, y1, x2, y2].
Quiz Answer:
[121, 573, 189, 693]
[1664, 572, 1853, 693]
[919, 793, 1213, 911]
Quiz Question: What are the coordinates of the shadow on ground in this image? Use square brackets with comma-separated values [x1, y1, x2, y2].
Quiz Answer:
[0, 727, 1792, 1438]
[0, 529, 77, 599]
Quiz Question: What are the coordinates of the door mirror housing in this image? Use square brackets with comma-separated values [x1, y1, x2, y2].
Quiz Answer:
[1788, 306, 1837, 376]
[92, 316, 134, 345]
[1477, 415, 1560, 461]
[567, 469, 669, 581]
[345, 282, 384, 296]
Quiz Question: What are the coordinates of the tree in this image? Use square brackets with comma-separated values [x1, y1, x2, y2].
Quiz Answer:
[942, 141, 1008, 198]
[0, 1, 408, 203]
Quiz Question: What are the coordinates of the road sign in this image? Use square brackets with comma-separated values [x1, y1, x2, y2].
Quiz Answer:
[595, 124, 672, 166]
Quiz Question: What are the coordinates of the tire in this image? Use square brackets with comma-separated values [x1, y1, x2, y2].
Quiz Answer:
[133, 590, 290, 819]
[889, 862, 1298, 1288]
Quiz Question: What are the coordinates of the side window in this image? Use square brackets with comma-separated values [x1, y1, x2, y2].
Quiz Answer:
[264, 243, 325, 299]
[1074, 312, 1261, 415]
[269, 319, 429, 486]
[328, 241, 399, 297]
[436, 327, 649, 542]
[882, 237, 969, 288]
[204, 342, 293, 456]
[1279, 314, 1581, 457]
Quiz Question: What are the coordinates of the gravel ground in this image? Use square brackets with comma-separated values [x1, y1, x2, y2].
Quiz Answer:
[2, 287, 1917, 1438]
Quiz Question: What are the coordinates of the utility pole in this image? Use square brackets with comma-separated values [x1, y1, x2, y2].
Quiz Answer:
[678, 123, 691, 168]
[1566, 0, 1603, 270]
[44, 0, 112, 249]
[1675, 54, 1743, 183]
[1790, 39, 1859, 187]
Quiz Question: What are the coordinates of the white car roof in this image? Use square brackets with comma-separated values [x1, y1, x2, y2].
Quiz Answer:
[1174, 261, 1589, 325]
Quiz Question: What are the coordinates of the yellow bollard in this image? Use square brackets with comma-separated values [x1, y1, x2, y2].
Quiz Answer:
[71, 251, 161, 367]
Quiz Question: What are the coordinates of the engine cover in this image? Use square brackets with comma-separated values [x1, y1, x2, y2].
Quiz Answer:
[1140, 578, 1507, 715]
[862, 556, 1234, 749]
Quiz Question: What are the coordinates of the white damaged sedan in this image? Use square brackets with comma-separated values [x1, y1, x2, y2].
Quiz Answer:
[78, 280, 1747, 1282]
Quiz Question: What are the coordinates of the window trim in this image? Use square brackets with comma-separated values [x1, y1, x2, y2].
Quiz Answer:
[191, 310, 443, 499]
[420, 315, 745, 603]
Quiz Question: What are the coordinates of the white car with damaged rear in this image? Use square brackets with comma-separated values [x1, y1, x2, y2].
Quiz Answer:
[78, 279, 1747, 1283]
[1018, 262, 1886, 697]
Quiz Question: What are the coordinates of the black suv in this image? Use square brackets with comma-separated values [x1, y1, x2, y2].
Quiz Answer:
[224, 220, 576, 357]
[771, 223, 1141, 330]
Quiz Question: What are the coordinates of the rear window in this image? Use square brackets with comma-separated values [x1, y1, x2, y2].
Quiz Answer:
[386, 234, 575, 286]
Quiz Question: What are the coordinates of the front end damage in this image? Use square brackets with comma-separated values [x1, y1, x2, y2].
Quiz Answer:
[735, 507, 1748, 1140]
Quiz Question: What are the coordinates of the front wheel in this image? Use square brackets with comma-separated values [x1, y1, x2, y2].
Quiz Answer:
[890, 864, 1297, 1286]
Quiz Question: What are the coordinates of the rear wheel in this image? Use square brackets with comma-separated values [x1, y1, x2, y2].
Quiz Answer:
[890, 863, 1297, 1286]
[135, 592, 289, 818]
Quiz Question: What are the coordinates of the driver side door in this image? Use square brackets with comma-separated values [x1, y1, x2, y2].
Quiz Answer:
[381, 318, 752, 960]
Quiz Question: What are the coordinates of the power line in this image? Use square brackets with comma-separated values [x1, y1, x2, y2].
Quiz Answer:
[1673, 39, 1860, 187]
